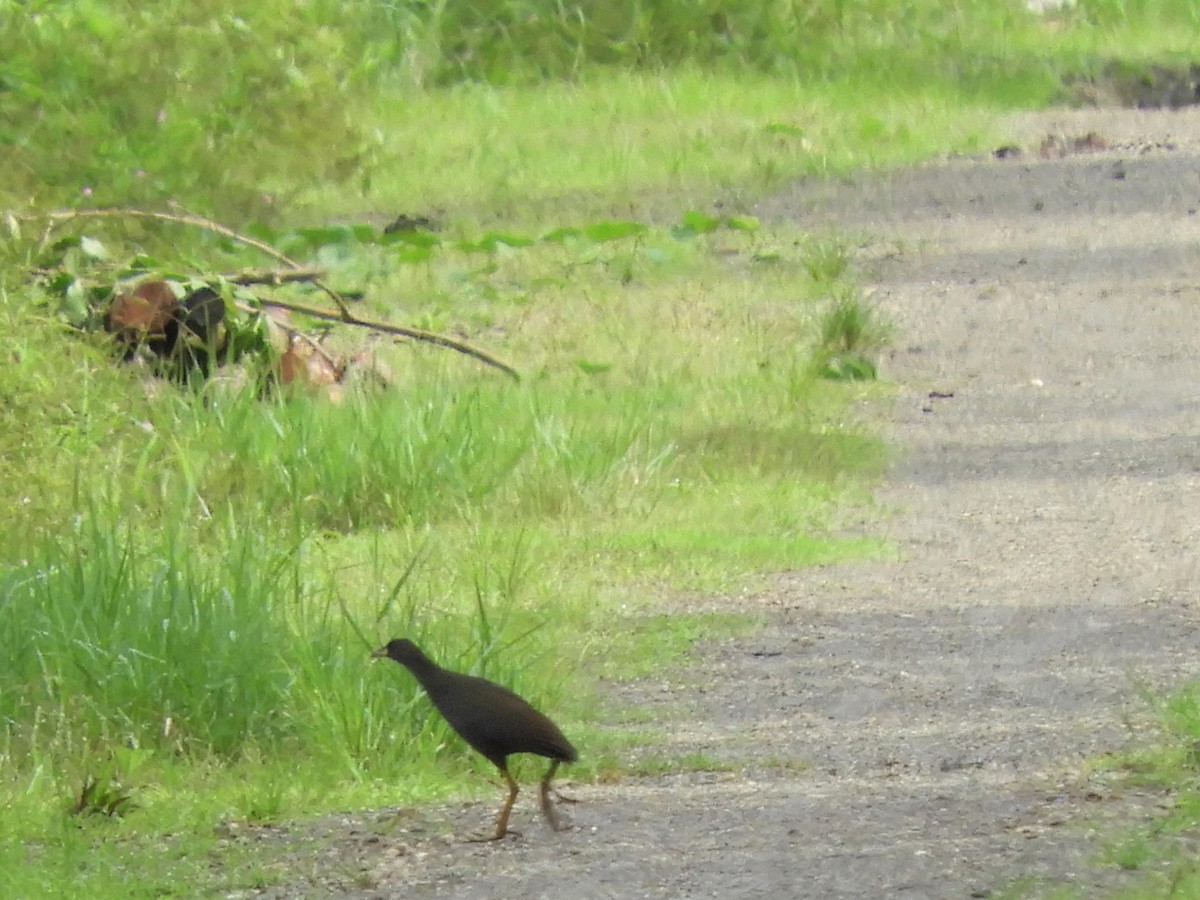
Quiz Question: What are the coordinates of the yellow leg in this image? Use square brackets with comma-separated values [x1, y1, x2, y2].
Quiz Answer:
[469, 768, 519, 842]
[539, 760, 571, 831]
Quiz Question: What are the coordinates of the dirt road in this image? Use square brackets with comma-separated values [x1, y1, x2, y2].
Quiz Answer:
[261, 107, 1200, 898]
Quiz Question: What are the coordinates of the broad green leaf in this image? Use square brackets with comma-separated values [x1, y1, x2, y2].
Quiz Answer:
[244, 222, 277, 242]
[395, 246, 434, 264]
[483, 230, 534, 248]
[79, 235, 107, 260]
[44, 271, 73, 293]
[724, 215, 760, 233]
[292, 225, 358, 247]
[382, 230, 440, 249]
[583, 221, 646, 242]
[820, 353, 877, 381]
[123, 255, 162, 274]
[77, 0, 119, 40]
[459, 231, 535, 253]
[63, 279, 90, 324]
[681, 210, 721, 234]
[539, 226, 583, 243]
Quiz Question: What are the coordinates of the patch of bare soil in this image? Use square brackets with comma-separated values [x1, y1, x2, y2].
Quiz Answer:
[246, 107, 1200, 898]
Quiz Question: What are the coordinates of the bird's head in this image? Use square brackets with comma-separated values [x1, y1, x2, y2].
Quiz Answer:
[371, 638, 423, 664]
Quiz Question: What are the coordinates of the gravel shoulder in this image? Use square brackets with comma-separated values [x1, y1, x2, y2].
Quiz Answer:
[256, 107, 1200, 898]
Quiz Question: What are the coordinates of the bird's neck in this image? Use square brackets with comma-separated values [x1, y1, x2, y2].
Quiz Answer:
[403, 655, 447, 687]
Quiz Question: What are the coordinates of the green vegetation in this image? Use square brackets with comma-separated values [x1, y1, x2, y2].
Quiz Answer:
[3, 0, 1200, 894]
[1001, 685, 1200, 898]
[813, 289, 891, 381]
[6, 0, 1200, 220]
[1087, 687, 1200, 898]
[1, 207, 881, 893]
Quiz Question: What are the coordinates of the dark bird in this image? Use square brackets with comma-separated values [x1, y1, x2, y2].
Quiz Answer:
[172, 286, 227, 379]
[372, 638, 577, 841]
[104, 279, 227, 380]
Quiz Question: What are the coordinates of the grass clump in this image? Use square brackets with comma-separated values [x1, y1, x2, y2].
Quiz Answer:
[0, 521, 296, 758]
[69, 770, 136, 819]
[812, 291, 891, 381]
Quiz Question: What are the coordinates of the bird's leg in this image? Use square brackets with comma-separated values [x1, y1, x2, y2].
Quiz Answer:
[493, 769, 520, 839]
[538, 760, 574, 831]
[468, 767, 519, 842]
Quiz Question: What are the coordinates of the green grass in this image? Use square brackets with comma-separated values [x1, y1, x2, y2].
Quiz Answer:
[304, 69, 1012, 223]
[812, 290, 892, 381]
[0, 208, 883, 894]
[1093, 686, 1200, 898]
[1005, 685, 1200, 898]
[621, 752, 741, 778]
[7, 0, 1200, 220]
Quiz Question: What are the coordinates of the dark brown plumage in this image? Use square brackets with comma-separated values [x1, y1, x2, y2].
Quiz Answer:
[104, 280, 227, 379]
[173, 286, 227, 377]
[372, 638, 577, 840]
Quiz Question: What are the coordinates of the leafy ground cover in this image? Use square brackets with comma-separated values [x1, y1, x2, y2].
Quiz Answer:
[0, 203, 885, 896]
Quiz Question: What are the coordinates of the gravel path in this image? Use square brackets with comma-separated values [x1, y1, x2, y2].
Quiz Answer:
[258, 107, 1200, 898]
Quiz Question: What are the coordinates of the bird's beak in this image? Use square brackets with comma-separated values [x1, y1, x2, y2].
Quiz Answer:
[370, 646, 388, 659]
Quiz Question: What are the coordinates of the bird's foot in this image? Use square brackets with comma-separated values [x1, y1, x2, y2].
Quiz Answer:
[466, 827, 521, 843]
[540, 796, 576, 831]
[550, 787, 578, 805]
[539, 778, 578, 831]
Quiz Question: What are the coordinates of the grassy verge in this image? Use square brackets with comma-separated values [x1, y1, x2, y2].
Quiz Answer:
[0, 209, 884, 894]
[994, 687, 1200, 898]
[1083, 689, 1200, 898]
[304, 68, 1014, 224]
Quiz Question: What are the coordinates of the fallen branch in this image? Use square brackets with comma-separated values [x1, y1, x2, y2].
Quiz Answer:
[28, 207, 355, 319]
[23, 206, 520, 380]
[258, 297, 520, 381]
[223, 267, 327, 286]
